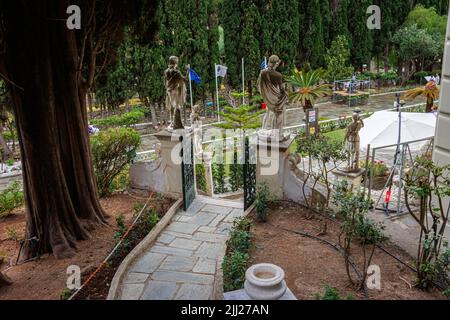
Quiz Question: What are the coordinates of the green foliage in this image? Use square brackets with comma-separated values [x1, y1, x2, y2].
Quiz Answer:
[229, 141, 243, 192]
[91, 128, 141, 197]
[314, 285, 354, 300]
[228, 229, 252, 253]
[392, 24, 443, 81]
[361, 160, 388, 178]
[5, 158, 14, 166]
[332, 180, 387, 288]
[195, 163, 207, 192]
[222, 217, 253, 292]
[285, 69, 332, 110]
[404, 5, 448, 38]
[403, 157, 450, 290]
[0, 181, 24, 218]
[222, 251, 250, 292]
[60, 288, 75, 300]
[255, 182, 271, 222]
[215, 105, 263, 131]
[145, 209, 160, 229]
[90, 110, 145, 127]
[325, 35, 354, 81]
[212, 162, 227, 194]
[114, 214, 127, 241]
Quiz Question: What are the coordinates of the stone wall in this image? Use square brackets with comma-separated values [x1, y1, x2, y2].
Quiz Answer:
[433, 7, 450, 166]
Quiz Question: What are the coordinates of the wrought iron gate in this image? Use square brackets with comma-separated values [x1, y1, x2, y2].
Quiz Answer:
[180, 134, 196, 211]
[243, 136, 256, 210]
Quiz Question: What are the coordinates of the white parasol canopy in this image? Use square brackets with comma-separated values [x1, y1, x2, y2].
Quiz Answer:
[360, 111, 437, 163]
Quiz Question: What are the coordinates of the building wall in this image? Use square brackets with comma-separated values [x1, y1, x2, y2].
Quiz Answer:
[433, 7, 450, 166]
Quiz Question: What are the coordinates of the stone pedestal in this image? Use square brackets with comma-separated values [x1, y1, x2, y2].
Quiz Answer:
[332, 168, 365, 190]
[256, 134, 295, 199]
[153, 129, 188, 197]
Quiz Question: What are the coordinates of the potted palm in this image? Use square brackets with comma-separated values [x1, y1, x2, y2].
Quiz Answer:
[404, 81, 440, 113]
[285, 69, 332, 112]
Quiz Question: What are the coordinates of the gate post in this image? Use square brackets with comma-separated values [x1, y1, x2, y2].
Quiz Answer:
[153, 130, 185, 198]
[256, 135, 295, 200]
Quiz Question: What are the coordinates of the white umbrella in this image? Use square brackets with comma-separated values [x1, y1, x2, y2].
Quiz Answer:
[360, 111, 437, 163]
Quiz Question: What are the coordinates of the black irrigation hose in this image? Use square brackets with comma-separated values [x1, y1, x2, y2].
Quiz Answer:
[267, 221, 370, 299]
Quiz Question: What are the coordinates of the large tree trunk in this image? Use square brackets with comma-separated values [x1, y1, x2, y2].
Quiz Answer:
[1, 1, 106, 260]
[383, 44, 390, 73]
[0, 271, 12, 287]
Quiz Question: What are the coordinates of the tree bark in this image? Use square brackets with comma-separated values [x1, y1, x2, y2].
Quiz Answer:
[0, 271, 12, 287]
[1, 1, 106, 260]
[383, 44, 389, 73]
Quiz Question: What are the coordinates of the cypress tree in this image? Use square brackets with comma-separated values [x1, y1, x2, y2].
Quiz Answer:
[347, 0, 374, 70]
[299, 0, 326, 68]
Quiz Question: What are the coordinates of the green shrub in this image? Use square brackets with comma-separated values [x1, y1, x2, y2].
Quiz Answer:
[228, 229, 252, 253]
[222, 251, 249, 292]
[222, 217, 253, 291]
[0, 181, 24, 217]
[91, 127, 141, 197]
[60, 288, 75, 300]
[90, 110, 145, 127]
[145, 209, 160, 229]
[314, 285, 354, 300]
[255, 182, 270, 222]
[195, 163, 207, 192]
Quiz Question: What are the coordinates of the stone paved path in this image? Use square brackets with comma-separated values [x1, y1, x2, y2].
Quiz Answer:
[118, 195, 244, 300]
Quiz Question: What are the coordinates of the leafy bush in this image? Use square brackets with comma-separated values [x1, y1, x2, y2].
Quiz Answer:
[222, 251, 249, 292]
[255, 182, 271, 222]
[212, 162, 228, 194]
[91, 128, 141, 197]
[90, 110, 145, 127]
[314, 285, 354, 300]
[222, 217, 253, 291]
[228, 229, 252, 253]
[195, 163, 207, 192]
[360, 160, 388, 178]
[0, 181, 24, 217]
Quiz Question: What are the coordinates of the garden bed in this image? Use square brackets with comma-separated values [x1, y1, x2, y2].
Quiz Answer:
[247, 201, 445, 300]
[0, 193, 174, 300]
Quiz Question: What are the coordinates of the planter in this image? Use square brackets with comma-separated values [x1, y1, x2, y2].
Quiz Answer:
[244, 263, 287, 300]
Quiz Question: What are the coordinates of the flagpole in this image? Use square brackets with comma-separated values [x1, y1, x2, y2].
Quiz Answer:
[241, 58, 245, 105]
[188, 67, 194, 109]
[215, 64, 220, 122]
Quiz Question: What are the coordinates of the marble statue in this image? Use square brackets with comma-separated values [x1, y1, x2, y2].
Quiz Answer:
[257, 55, 289, 140]
[164, 56, 187, 130]
[344, 109, 364, 172]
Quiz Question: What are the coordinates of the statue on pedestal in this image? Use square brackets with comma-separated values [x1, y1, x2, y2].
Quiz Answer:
[344, 109, 364, 172]
[257, 55, 289, 141]
[164, 56, 187, 130]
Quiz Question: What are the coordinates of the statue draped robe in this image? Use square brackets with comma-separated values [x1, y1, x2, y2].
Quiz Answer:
[257, 67, 289, 131]
[165, 67, 186, 129]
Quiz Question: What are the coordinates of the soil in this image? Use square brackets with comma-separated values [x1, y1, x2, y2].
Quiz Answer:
[248, 201, 445, 300]
[0, 193, 174, 300]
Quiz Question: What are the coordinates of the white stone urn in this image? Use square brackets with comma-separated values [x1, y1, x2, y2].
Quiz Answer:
[244, 263, 287, 300]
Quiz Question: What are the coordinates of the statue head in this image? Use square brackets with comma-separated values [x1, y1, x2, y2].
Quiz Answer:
[268, 55, 281, 69]
[168, 56, 179, 68]
[352, 107, 362, 121]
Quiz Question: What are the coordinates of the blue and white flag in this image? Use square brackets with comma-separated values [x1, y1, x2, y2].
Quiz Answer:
[215, 64, 228, 78]
[189, 68, 202, 84]
[260, 58, 268, 70]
